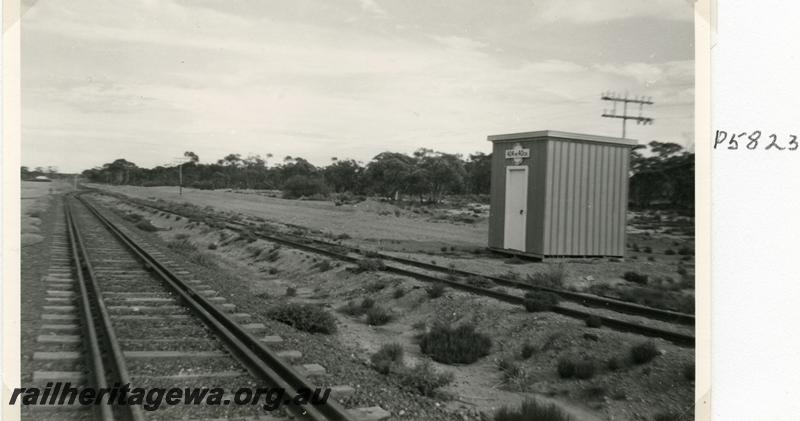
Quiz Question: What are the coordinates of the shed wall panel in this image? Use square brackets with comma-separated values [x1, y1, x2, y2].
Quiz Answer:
[527, 141, 549, 254]
[487, 151, 506, 249]
[541, 139, 629, 256]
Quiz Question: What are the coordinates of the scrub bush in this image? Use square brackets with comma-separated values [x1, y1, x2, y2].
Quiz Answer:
[370, 343, 404, 374]
[267, 303, 336, 334]
[396, 361, 454, 397]
[631, 341, 660, 364]
[419, 323, 492, 364]
[523, 292, 560, 312]
[494, 399, 572, 421]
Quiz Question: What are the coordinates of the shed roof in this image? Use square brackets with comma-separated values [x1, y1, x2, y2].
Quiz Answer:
[487, 130, 638, 146]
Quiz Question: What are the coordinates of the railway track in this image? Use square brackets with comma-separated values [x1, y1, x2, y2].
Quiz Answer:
[60, 194, 359, 421]
[87, 189, 694, 348]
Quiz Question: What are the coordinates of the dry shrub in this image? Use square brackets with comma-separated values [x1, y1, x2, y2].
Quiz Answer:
[353, 258, 385, 273]
[631, 341, 660, 364]
[623, 271, 649, 285]
[339, 297, 374, 316]
[526, 264, 566, 289]
[585, 315, 603, 328]
[494, 399, 572, 421]
[396, 360, 454, 397]
[267, 303, 336, 334]
[523, 291, 560, 312]
[370, 343, 404, 374]
[520, 342, 536, 359]
[466, 275, 494, 289]
[419, 323, 492, 364]
[166, 239, 197, 253]
[426, 283, 446, 298]
[365, 306, 392, 326]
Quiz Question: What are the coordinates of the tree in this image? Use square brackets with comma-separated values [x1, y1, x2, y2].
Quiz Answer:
[184, 151, 199, 163]
[282, 175, 328, 199]
[218, 153, 243, 167]
[416, 150, 466, 202]
[629, 141, 694, 209]
[323, 159, 362, 193]
[363, 152, 416, 199]
[103, 159, 137, 184]
[464, 152, 492, 195]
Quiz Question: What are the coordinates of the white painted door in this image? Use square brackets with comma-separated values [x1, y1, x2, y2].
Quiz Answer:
[503, 166, 528, 251]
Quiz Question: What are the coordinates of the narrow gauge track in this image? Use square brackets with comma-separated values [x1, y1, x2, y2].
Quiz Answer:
[87, 189, 694, 348]
[65, 194, 356, 421]
[93, 189, 693, 326]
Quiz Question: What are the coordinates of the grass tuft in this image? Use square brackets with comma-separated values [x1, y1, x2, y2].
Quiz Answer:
[630, 341, 659, 364]
[526, 264, 566, 289]
[585, 315, 603, 328]
[396, 360, 454, 397]
[353, 258, 385, 273]
[623, 271, 649, 285]
[494, 399, 572, 421]
[426, 283, 446, 299]
[520, 342, 536, 359]
[365, 306, 393, 326]
[267, 303, 336, 334]
[418, 323, 492, 364]
[466, 275, 495, 289]
[523, 291, 560, 312]
[370, 343, 404, 374]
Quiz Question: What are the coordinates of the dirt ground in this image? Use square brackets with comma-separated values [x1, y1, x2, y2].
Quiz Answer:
[90, 184, 695, 314]
[90, 188, 696, 421]
[22, 181, 72, 245]
[87, 185, 488, 248]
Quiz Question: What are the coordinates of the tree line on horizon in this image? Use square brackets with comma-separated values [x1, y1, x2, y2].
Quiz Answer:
[75, 142, 694, 209]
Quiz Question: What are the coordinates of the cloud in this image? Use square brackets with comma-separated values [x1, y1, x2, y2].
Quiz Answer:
[537, 0, 694, 23]
[432, 35, 488, 51]
[21, 0, 695, 172]
[356, 0, 387, 16]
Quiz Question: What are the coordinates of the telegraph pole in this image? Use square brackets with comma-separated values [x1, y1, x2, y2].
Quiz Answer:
[601, 92, 654, 138]
[172, 157, 190, 196]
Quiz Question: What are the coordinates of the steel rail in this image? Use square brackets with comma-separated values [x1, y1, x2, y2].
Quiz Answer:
[83, 189, 694, 347]
[367, 252, 695, 325]
[66, 197, 146, 421]
[65, 202, 117, 421]
[74, 194, 356, 421]
[227, 221, 695, 347]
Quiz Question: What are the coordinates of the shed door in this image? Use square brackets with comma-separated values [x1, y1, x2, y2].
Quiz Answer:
[504, 166, 528, 251]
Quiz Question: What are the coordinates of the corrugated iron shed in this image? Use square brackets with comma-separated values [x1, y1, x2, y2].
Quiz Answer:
[488, 130, 635, 258]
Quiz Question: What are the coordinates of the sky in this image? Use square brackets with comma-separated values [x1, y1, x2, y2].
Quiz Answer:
[21, 0, 695, 173]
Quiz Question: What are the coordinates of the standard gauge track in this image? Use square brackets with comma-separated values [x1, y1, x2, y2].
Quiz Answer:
[65, 193, 357, 421]
[84, 189, 695, 348]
